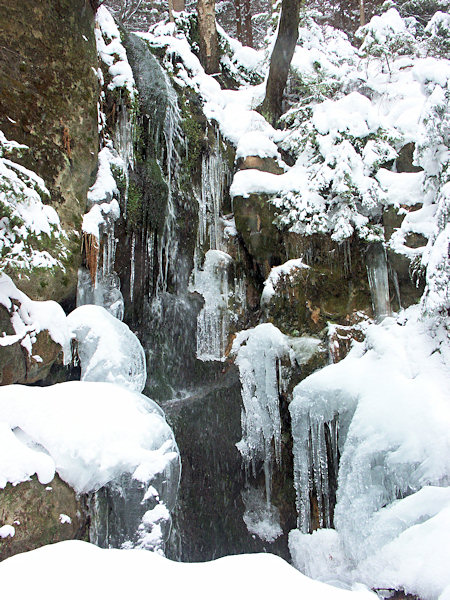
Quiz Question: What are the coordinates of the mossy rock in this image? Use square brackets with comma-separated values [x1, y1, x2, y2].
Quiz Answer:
[0, 0, 99, 302]
[0, 474, 88, 561]
[234, 193, 285, 279]
[266, 264, 371, 336]
[263, 235, 373, 336]
[236, 156, 284, 175]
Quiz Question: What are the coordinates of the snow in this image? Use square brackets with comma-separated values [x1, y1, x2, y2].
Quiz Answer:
[376, 169, 424, 208]
[0, 131, 67, 273]
[0, 525, 15, 539]
[95, 6, 136, 98]
[0, 273, 71, 360]
[0, 381, 179, 494]
[0, 540, 378, 600]
[82, 147, 123, 239]
[67, 305, 147, 392]
[59, 514, 72, 525]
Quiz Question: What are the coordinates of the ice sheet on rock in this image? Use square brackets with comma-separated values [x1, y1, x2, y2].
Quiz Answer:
[232, 323, 293, 502]
[0, 381, 179, 495]
[76, 267, 124, 321]
[289, 306, 450, 598]
[190, 249, 232, 361]
[67, 305, 146, 392]
[0, 273, 71, 360]
[365, 243, 391, 321]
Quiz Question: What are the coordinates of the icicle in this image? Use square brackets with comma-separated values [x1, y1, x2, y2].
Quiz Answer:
[130, 232, 136, 304]
[366, 242, 391, 321]
[290, 387, 355, 533]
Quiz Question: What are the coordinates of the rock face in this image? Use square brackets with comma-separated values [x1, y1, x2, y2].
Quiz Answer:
[0, 475, 88, 561]
[0, 0, 99, 302]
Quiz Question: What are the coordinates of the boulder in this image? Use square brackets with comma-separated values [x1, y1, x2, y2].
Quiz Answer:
[0, 475, 88, 561]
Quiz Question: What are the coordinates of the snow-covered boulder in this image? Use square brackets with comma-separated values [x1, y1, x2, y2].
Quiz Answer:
[0, 274, 71, 385]
[67, 305, 146, 392]
[0, 381, 180, 555]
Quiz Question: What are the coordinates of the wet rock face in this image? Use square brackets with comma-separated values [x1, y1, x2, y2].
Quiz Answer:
[0, 0, 98, 302]
[0, 475, 88, 561]
[0, 305, 64, 386]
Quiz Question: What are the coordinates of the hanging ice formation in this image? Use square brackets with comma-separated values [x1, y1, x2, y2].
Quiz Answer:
[190, 134, 239, 361]
[232, 324, 292, 505]
[88, 395, 181, 554]
[191, 249, 232, 361]
[290, 382, 357, 533]
[366, 242, 391, 322]
[77, 8, 137, 321]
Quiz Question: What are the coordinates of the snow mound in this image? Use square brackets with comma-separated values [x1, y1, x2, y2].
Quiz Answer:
[0, 540, 378, 600]
[0, 381, 179, 494]
[67, 305, 146, 392]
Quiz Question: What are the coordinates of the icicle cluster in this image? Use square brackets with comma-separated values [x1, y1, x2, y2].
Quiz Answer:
[232, 324, 292, 504]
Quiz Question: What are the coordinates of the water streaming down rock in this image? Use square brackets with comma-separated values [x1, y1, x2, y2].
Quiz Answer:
[366, 242, 391, 321]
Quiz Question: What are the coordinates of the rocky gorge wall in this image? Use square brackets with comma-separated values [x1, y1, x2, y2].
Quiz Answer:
[0, 0, 98, 303]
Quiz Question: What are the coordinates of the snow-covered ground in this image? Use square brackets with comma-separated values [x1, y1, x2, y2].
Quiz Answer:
[0, 539, 378, 600]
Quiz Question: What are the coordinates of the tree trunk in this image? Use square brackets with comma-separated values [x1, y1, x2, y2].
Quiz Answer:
[243, 0, 253, 47]
[168, 0, 175, 22]
[173, 0, 185, 12]
[197, 0, 220, 74]
[235, 0, 243, 43]
[259, 0, 300, 125]
[359, 0, 365, 26]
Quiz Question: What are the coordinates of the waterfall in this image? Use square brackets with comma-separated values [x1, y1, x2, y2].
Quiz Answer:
[366, 242, 391, 321]
[155, 77, 183, 296]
